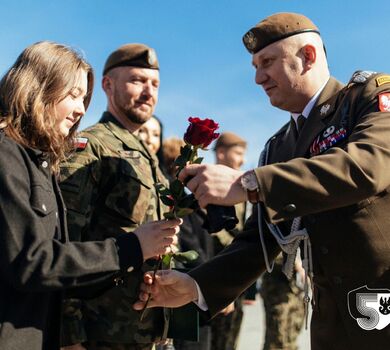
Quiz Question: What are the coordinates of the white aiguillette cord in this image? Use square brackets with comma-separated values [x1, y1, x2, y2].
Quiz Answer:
[256, 141, 314, 329]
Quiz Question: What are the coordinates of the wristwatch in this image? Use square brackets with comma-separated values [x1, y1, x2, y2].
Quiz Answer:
[240, 170, 261, 204]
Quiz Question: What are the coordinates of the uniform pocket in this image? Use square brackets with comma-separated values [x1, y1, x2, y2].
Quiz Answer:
[104, 155, 156, 224]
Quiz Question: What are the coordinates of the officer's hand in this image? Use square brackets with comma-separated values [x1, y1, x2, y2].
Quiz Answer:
[133, 270, 198, 309]
[134, 219, 181, 260]
[60, 344, 86, 350]
[178, 164, 246, 208]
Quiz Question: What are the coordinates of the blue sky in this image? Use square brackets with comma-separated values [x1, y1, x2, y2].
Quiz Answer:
[1, 0, 389, 168]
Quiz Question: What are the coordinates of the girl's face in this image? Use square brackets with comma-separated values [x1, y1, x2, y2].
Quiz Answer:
[54, 69, 88, 137]
[138, 117, 161, 155]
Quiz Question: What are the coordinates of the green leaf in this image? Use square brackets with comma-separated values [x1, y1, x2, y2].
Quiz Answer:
[162, 253, 173, 268]
[180, 145, 192, 159]
[174, 155, 186, 167]
[175, 207, 194, 217]
[172, 250, 199, 263]
[154, 183, 171, 196]
[193, 157, 203, 164]
[163, 212, 176, 219]
[170, 179, 184, 197]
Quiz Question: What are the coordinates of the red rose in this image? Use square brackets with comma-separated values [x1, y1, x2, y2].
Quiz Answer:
[183, 117, 220, 148]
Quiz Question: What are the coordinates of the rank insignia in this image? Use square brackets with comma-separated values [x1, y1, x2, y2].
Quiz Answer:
[310, 126, 347, 156]
[349, 70, 376, 84]
[376, 75, 390, 87]
[378, 93, 390, 112]
[74, 137, 88, 150]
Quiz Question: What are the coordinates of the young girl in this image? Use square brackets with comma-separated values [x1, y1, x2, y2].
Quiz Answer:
[0, 41, 180, 350]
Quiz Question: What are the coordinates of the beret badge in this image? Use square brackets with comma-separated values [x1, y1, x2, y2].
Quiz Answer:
[243, 31, 257, 52]
[147, 49, 158, 66]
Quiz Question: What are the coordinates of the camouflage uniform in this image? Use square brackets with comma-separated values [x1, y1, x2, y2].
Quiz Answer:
[210, 202, 246, 350]
[260, 254, 305, 350]
[60, 112, 169, 349]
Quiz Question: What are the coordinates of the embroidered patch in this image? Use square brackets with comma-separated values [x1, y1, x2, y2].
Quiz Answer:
[378, 93, 390, 112]
[310, 126, 347, 156]
[74, 137, 88, 150]
[376, 75, 390, 87]
[118, 150, 141, 158]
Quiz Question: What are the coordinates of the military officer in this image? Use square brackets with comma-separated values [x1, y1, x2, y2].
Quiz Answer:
[134, 13, 390, 350]
[60, 44, 171, 350]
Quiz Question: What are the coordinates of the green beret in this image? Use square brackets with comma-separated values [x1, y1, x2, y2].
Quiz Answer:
[214, 132, 247, 150]
[103, 43, 159, 75]
[243, 12, 320, 54]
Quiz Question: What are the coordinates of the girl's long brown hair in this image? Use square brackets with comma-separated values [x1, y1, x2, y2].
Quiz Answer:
[0, 41, 94, 172]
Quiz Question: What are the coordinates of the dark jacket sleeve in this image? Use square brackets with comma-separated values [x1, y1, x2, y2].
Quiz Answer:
[188, 213, 280, 317]
[0, 139, 142, 293]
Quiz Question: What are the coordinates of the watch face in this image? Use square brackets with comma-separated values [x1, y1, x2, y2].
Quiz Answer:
[242, 171, 258, 191]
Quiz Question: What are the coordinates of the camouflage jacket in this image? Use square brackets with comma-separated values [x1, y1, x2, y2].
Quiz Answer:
[60, 112, 169, 345]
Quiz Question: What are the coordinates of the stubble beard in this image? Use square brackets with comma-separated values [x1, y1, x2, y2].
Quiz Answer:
[115, 96, 154, 125]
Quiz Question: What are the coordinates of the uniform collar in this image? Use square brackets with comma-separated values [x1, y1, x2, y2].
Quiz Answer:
[100, 111, 154, 159]
[291, 77, 329, 124]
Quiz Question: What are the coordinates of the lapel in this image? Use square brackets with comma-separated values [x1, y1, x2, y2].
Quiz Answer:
[294, 77, 345, 157]
[268, 119, 298, 163]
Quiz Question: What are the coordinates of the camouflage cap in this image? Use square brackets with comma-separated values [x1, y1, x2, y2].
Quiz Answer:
[214, 132, 247, 150]
[243, 12, 320, 54]
[103, 43, 159, 75]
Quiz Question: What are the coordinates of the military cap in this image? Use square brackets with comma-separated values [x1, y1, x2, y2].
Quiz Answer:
[214, 132, 247, 150]
[243, 12, 320, 54]
[103, 43, 159, 75]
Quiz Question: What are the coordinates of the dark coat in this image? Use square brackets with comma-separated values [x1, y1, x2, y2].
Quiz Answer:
[189, 73, 390, 350]
[0, 130, 142, 350]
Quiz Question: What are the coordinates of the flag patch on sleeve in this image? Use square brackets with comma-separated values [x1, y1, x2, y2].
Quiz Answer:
[378, 93, 390, 112]
[74, 137, 89, 150]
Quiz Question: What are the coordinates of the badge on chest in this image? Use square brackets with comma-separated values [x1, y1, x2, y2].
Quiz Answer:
[309, 125, 347, 156]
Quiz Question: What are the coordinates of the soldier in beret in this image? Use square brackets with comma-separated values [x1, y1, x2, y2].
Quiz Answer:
[134, 12, 390, 349]
[60, 44, 173, 350]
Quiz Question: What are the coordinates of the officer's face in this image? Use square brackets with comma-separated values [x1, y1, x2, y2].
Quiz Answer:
[54, 69, 87, 137]
[216, 145, 246, 170]
[137, 116, 161, 155]
[106, 66, 160, 125]
[252, 39, 308, 113]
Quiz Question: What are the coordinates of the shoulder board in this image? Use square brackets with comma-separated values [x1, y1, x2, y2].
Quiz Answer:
[348, 70, 377, 85]
[74, 137, 89, 150]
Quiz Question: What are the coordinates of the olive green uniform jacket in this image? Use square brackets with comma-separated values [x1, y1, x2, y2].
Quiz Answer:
[189, 72, 390, 350]
[60, 112, 168, 346]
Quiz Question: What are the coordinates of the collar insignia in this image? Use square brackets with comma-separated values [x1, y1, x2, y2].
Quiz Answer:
[320, 104, 331, 116]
